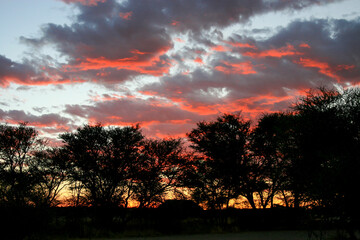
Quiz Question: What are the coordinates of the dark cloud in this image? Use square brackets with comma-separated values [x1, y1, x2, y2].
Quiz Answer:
[140, 18, 360, 118]
[64, 96, 213, 125]
[265, 18, 360, 65]
[63, 96, 222, 138]
[60, 0, 106, 6]
[0, 54, 84, 86]
[2, 0, 358, 140]
[0, 55, 36, 87]
[0, 109, 72, 128]
[19, 0, 343, 86]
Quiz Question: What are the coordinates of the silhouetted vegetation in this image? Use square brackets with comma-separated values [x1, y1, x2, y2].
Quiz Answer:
[0, 87, 359, 239]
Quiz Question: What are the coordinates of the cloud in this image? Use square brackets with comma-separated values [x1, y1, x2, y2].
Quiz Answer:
[65, 96, 209, 124]
[63, 96, 217, 137]
[19, 0, 344, 87]
[0, 109, 72, 128]
[0, 55, 84, 87]
[2, 0, 358, 141]
[60, 0, 106, 6]
[296, 57, 355, 82]
[243, 44, 303, 58]
[215, 61, 257, 75]
[139, 18, 360, 122]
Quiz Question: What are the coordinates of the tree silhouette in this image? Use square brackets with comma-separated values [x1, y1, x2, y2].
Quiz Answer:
[251, 112, 303, 208]
[31, 148, 68, 207]
[0, 123, 45, 207]
[187, 113, 263, 209]
[133, 138, 189, 208]
[60, 124, 144, 207]
[293, 87, 360, 236]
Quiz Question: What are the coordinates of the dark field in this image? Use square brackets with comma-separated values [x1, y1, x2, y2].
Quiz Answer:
[1, 207, 352, 240]
[109, 231, 335, 240]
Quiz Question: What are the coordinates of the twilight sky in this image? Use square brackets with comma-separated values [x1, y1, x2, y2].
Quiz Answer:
[1, 0, 360, 144]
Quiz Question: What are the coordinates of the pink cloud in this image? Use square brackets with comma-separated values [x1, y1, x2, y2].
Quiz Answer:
[63, 46, 171, 77]
[60, 0, 106, 6]
[211, 45, 229, 52]
[194, 57, 204, 64]
[244, 44, 303, 58]
[225, 41, 257, 49]
[215, 61, 257, 75]
[296, 57, 355, 82]
[119, 11, 133, 20]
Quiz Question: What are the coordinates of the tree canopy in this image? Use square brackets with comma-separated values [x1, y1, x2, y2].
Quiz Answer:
[0, 87, 358, 215]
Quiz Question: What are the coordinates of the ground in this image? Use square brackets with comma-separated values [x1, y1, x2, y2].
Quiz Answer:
[79, 230, 337, 240]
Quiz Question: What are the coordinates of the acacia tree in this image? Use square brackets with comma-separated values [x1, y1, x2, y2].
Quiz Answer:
[60, 124, 144, 207]
[251, 112, 302, 208]
[0, 123, 45, 206]
[292, 87, 360, 238]
[187, 113, 263, 209]
[31, 148, 69, 207]
[133, 138, 189, 208]
[294, 88, 360, 203]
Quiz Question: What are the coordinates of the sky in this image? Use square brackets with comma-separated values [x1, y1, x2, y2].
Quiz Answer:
[0, 0, 360, 144]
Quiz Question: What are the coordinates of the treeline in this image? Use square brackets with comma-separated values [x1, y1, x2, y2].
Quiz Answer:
[0, 87, 359, 216]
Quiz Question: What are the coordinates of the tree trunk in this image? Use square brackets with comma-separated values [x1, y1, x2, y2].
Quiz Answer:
[246, 193, 257, 209]
[293, 191, 300, 208]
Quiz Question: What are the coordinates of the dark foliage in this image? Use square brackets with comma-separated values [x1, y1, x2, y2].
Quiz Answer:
[186, 113, 264, 209]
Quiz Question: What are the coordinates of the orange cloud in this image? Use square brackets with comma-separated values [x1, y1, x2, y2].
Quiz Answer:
[91, 93, 123, 102]
[174, 38, 185, 43]
[119, 11, 132, 20]
[299, 43, 311, 48]
[244, 44, 303, 58]
[194, 57, 203, 64]
[130, 49, 150, 55]
[296, 58, 355, 82]
[211, 45, 228, 52]
[61, 0, 106, 6]
[1, 74, 85, 87]
[225, 41, 257, 49]
[215, 61, 256, 75]
[64, 47, 171, 76]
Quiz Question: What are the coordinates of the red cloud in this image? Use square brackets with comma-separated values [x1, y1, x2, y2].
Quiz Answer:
[0, 110, 71, 131]
[296, 57, 355, 82]
[215, 61, 256, 75]
[225, 41, 257, 49]
[119, 11, 133, 20]
[174, 38, 185, 43]
[63, 47, 171, 77]
[0, 55, 85, 87]
[244, 44, 303, 58]
[130, 49, 150, 55]
[194, 57, 203, 64]
[211, 45, 228, 52]
[61, 0, 106, 6]
[1, 74, 85, 88]
[171, 20, 180, 26]
[299, 43, 311, 48]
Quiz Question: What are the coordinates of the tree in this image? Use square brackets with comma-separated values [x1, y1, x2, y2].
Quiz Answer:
[0, 123, 44, 207]
[251, 112, 302, 208]
[30, 148, 68, 207]
[60, 124, 144, 207]
[294, 87, 360, 204]
[187, 113, 263, 209]
[133, 138, 189, 208]
[290, 86, 360, 238]
[293, 88, 358, 204]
